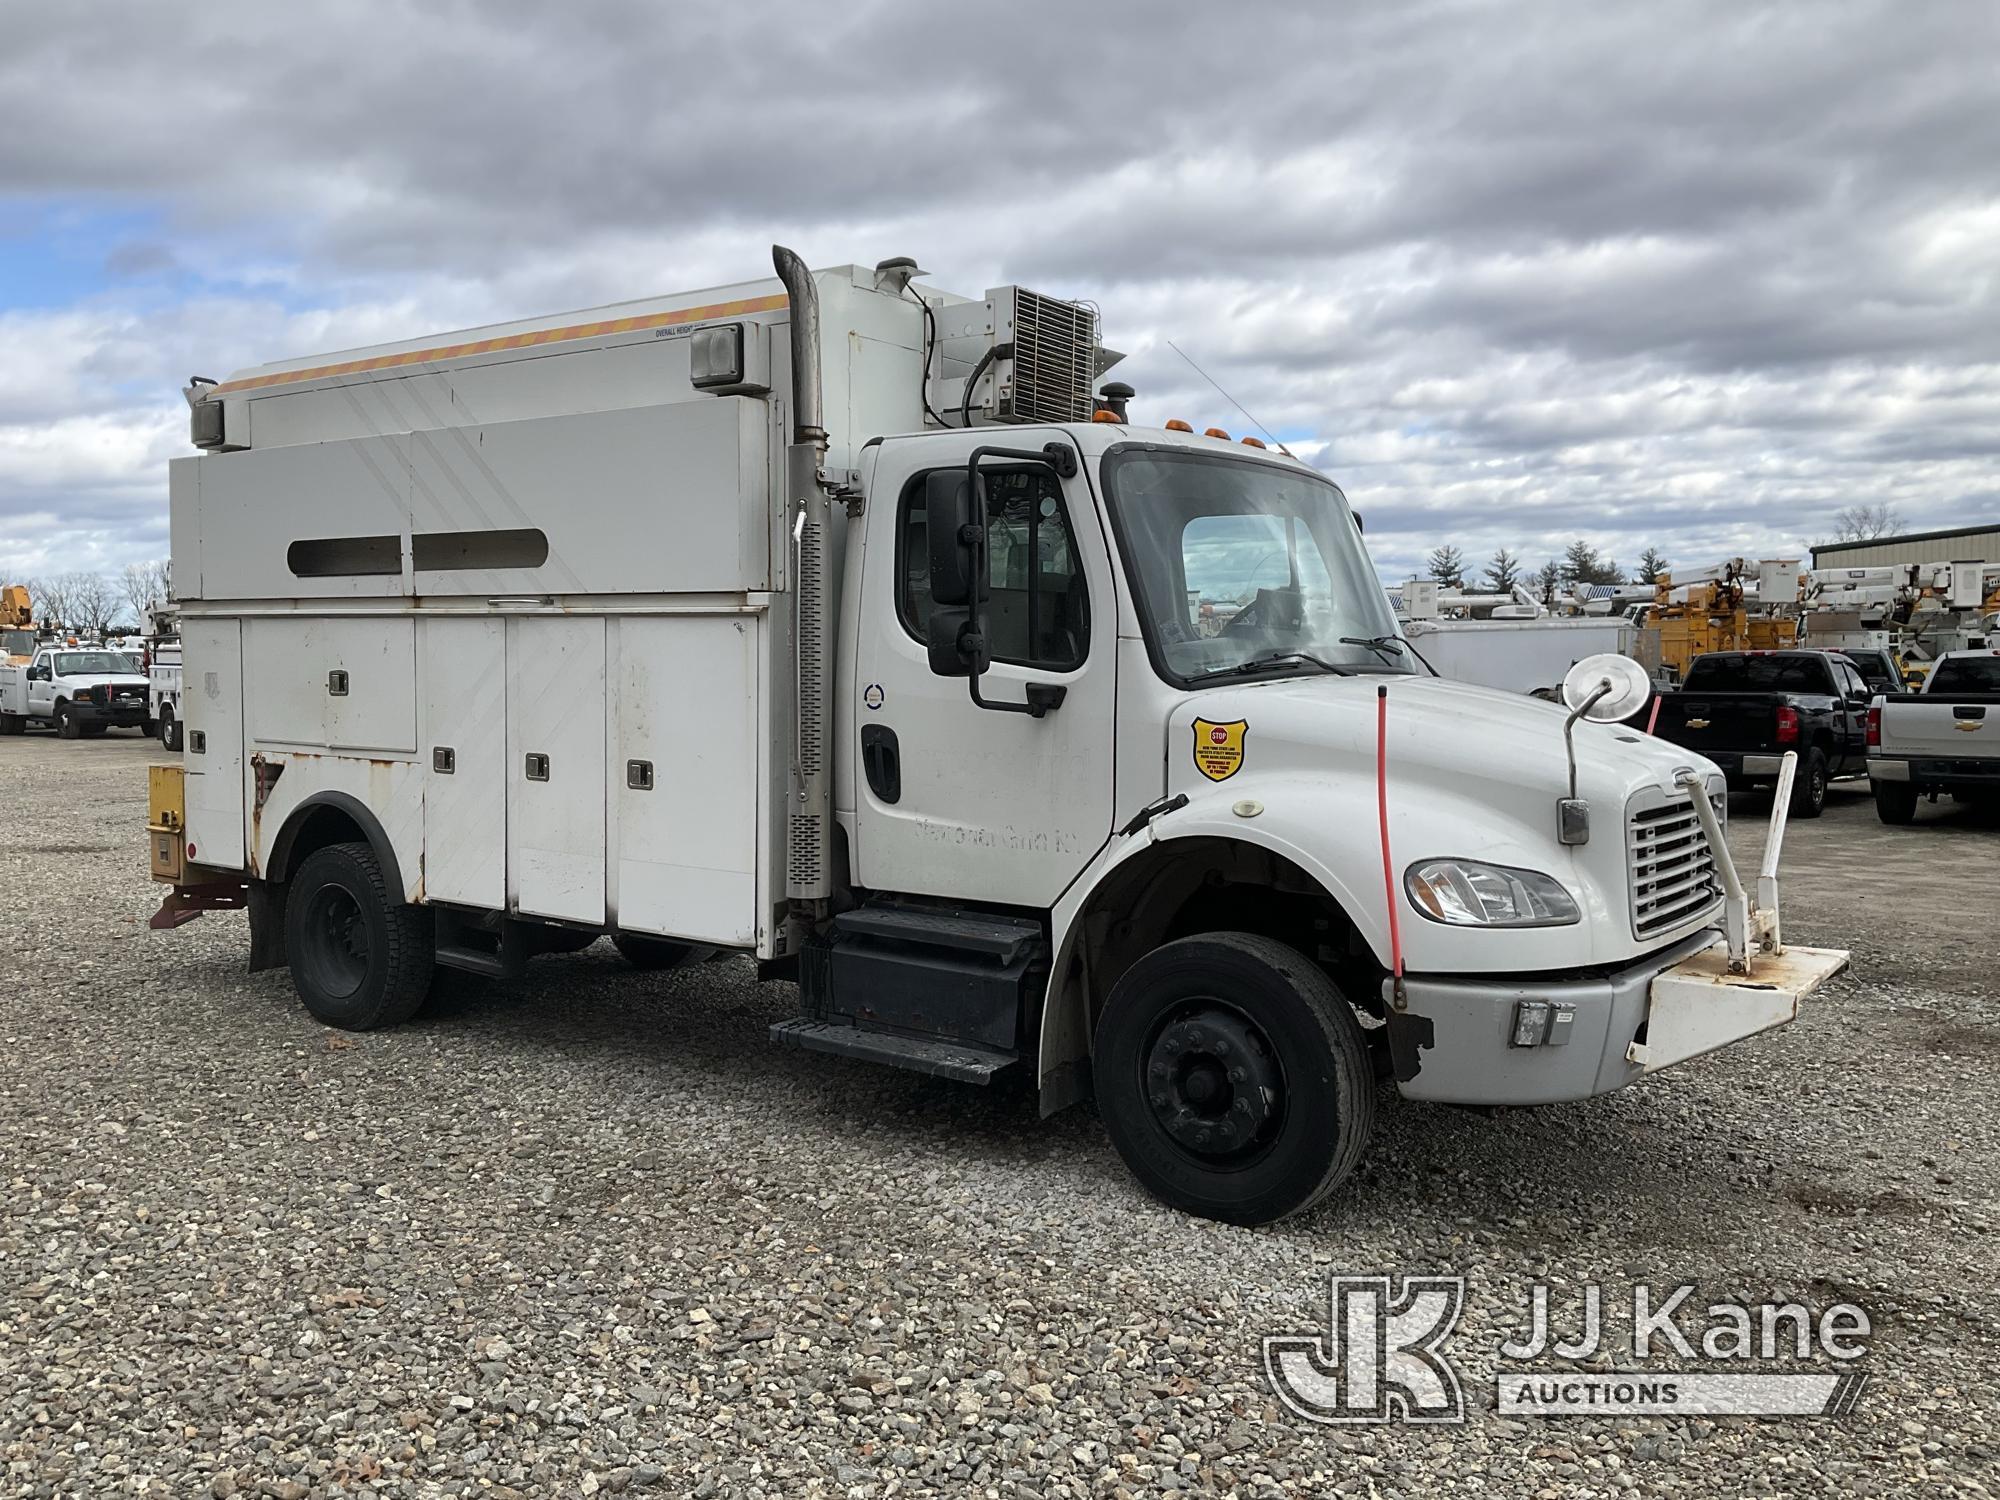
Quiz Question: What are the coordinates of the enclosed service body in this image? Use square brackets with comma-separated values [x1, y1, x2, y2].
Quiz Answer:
[153, 249, 1845, 1224]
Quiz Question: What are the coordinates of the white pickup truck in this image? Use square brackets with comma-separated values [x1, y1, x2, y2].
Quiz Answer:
[0, 645, 154, 738]
[1869, 649, 2000, 822]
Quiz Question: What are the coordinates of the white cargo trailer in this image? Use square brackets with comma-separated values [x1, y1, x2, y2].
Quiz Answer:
[149, 248, 1847, 1224]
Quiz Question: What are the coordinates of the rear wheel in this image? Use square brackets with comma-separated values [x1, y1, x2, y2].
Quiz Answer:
[160, 705, 182, 752]
[1873, 780, 1919, 825]
[55, 702, 80, 739]
[284, 842, 434, 1030]
[1092, 932, 1375, 1226]
[1789, 748, 1828, 819]
[612, 933, 706, 970]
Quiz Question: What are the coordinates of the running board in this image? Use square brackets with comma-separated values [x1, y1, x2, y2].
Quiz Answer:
[433, 908, 529, 979]
[769, 1018, 1018, 1084]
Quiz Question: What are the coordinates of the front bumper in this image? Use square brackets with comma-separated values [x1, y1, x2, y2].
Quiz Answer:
[71, 698, 149, 726]
[1387, 928, 1849, 1106]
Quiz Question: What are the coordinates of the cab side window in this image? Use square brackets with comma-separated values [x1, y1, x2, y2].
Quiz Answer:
[899, 468, 1089, 669]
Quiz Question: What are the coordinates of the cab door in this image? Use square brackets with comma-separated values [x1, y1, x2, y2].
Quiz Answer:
[850, 437, 1118, 909]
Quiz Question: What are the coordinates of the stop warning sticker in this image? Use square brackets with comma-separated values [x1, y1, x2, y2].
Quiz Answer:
[1191, 718, 1248, 782]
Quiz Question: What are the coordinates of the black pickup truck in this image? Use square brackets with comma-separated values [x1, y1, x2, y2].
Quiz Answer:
[1652, 650, 1872, 817]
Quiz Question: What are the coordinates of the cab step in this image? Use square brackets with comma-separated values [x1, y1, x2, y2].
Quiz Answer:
[769, 1018, 1017, 1083]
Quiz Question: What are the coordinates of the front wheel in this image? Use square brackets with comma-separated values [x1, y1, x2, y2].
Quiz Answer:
[1873, 780, 1919, 825]
[1093, 932, 1375, 1226]
[1789, 748, 1828, 819]
[55, 702, 80, 739]
[284, 842, 434, 1030]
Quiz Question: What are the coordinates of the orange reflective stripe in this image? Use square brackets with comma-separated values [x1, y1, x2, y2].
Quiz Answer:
[211, 292, 789, 395]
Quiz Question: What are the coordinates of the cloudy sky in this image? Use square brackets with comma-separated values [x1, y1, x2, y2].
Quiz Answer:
[4, 0, 1997, 596]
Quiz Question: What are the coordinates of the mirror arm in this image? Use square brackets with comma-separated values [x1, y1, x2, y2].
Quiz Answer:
[969, 677, 1066, 718]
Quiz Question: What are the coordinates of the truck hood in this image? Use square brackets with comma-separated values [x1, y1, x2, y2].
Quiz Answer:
[1160, 673, 1726, 973]
[1168, 674, 1704, 807]
[61, 673, 150, 689]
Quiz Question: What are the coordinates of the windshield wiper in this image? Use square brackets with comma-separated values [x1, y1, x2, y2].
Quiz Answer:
[1340, 635, 1439, 677]
[1198, 650, 1357, 681]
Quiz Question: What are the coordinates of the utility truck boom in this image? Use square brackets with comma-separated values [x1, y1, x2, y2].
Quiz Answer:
[148, 247, 1847, 1224]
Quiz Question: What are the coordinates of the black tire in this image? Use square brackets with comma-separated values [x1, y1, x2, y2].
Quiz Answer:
[612, 933, 705, 970]
[284, 842, 434, 1031]
[1873, 780, 1919, 825]
[1092, 932, 1375, 1226]
[1789, 748, 1828, 819]
[81, 721, 108, 738]
[160, 706, 182, 752]
[55, 702, 80, 739]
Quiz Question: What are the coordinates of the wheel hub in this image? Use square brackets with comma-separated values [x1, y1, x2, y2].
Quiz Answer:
[304, 886, 371, 999]
[1143, 1004, 1283, 1162]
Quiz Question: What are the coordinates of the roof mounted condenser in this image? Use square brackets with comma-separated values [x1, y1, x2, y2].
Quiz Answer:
[930, 285, 1111, 425]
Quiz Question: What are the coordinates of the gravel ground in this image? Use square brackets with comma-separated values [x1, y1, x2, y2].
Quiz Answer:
[3, 731, 1996, 1498]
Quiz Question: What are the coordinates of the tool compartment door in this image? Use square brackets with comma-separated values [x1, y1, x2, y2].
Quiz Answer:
[612, 615, 760, 946]
[422, 617, 507, 909]
[181, 618, 247, 870]
[507, 616, 606, 923]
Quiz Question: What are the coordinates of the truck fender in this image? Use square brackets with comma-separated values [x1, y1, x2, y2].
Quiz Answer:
[264, 791, 411, 907]
[1036, 785, 1392, 1115]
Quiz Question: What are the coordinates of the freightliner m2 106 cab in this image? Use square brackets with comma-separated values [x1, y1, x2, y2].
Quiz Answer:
[148, 249, 1847, 1224]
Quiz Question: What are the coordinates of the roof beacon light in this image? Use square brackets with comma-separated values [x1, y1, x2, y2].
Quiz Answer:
[1165, 419, 1194, 433]
[1241, 436, 1267, 449]
[1204, 427, 1230, 440]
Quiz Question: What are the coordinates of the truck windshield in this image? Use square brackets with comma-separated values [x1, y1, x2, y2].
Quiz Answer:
[1101, 448, 1410, 684]
[1682, 655, 1830, 692]
[53, 652, 131, 675]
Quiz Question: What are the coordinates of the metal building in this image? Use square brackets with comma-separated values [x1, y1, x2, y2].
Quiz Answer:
[1812, 522, 2000, 569]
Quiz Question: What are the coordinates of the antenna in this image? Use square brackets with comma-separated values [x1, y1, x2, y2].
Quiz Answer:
[1166, 340, 1295, 459]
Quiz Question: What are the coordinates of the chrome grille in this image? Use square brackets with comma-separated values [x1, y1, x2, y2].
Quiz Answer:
[1627, 789, 1724, 938]
[1004, 289, 1098, 423]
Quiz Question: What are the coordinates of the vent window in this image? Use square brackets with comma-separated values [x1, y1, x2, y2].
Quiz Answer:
[287, 535, 401, 577]
[413, 528, 549, 571]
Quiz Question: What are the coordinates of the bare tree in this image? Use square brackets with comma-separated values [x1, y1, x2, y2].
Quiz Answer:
[1831, 502, 1902, 542]
[61, 571, 119, 638]
[121, 560, 171, 628]
[27, 575, 69, 632]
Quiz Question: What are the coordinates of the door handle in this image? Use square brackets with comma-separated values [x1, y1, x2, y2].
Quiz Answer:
[860, 724, 901, 804]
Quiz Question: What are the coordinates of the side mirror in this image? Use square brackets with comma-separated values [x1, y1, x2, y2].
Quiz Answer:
[925, 470, 987, 608]
[925, 469, 990, 679]
[926, 608, 988, 678]
[1351, 511, 1365, 534]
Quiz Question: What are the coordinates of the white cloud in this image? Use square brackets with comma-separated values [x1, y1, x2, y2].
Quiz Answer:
[2, 0, 1998, 590]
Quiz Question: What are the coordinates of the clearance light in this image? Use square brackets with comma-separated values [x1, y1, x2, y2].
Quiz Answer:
[1165, 419, 1194, 432]
[1241, 436, 1266, 449]
[1204, 427, 1230, 440]
[1091, 410, 1120, 423]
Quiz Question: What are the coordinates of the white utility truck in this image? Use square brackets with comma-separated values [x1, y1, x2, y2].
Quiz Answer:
[148, 248, 1847, 1224]
[0, 644, 153, 737]
[145, 602, 185, 751]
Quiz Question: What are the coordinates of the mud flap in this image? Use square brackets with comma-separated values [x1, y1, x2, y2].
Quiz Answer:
[247, 880, 288, 972]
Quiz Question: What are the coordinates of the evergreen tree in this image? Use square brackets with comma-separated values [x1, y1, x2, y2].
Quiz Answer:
[1484, 547, 1522, 594]
[1634, 547, 1669, 585]
[1426, 543, 1467, 588]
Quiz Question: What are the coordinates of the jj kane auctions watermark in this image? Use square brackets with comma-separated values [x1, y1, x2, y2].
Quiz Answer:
[1265, 1275, 1871, 1424]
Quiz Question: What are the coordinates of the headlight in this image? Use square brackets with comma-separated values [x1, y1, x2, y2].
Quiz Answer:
[1405, 860, 1580, 928]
